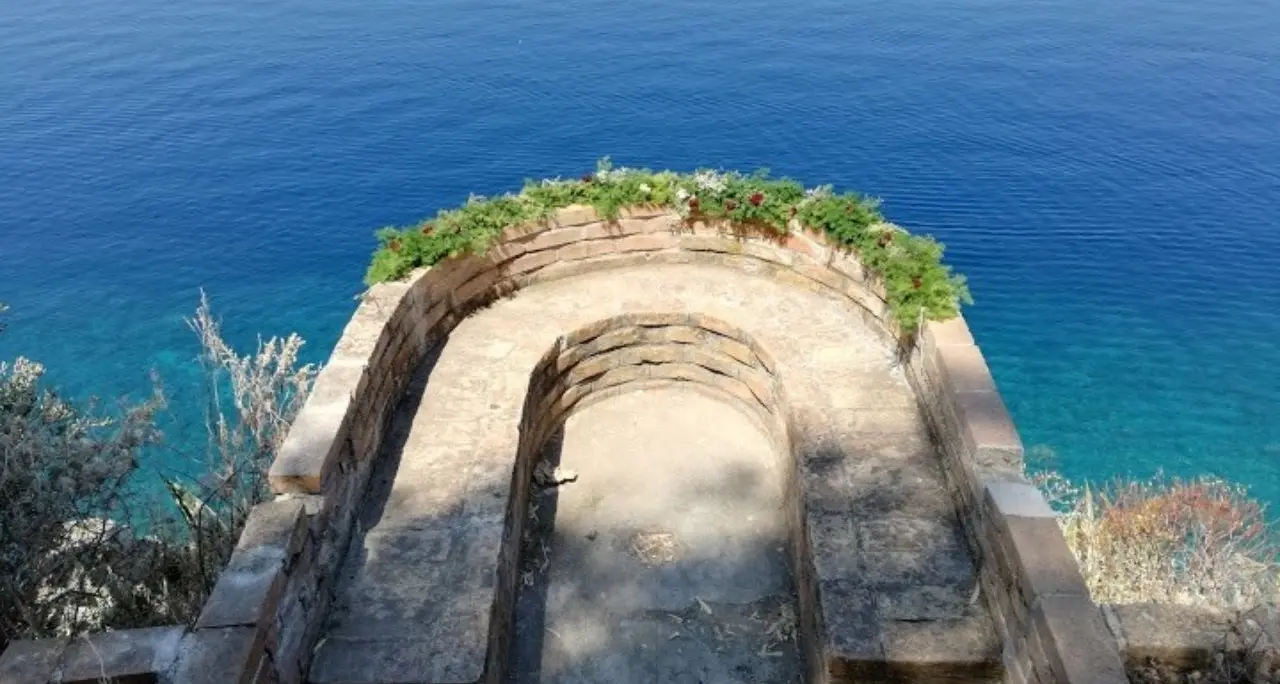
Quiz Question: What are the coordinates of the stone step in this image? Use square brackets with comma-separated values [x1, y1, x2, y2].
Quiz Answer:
[309, 636, 483, 684]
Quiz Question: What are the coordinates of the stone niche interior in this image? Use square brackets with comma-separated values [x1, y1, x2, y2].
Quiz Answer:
[506, 313, 804, 682]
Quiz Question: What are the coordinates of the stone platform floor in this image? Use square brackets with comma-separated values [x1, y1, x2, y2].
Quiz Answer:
[510, 387, 802, 683]
[309, 264, 998, 684]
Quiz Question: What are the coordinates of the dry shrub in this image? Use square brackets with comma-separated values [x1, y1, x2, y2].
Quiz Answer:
[0, 294, 315, 650]
[1034, 469, 1280, 683]
[1050, 474, 1279, 608]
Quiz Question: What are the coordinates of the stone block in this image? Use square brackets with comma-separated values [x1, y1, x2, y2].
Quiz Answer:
[551, 204, 599, 227]
[590, 364, 650, 391]
[58, 626, 184, 684]
[794, 261, 847, 293]
[0, 639, 65, 684]
[709, 335, 757, 367]
[985, 480, 1056, 518]
[881, 617, 1002, 681]
[936, 343, 998, 395]
[1110, 603, 1236, 671]
[520, 227, 580, 252]
[577, 325, 642, 357]
[680, 345, 742, 378]
[504, 248, 558, 276]
[197, 500, 306, 629]
[614, 216, 669, 235]
[615, 344, 686, 367]
[268, 401, 349, 494]
[830, 252, 867, 283]
[197, 546, 288, 631]
[986, 493, 1089, 599]
[679, 235, 732, 253]
[741, 240, 796, 266]
[806, 510, 859, 583]
[309, 636, 483, 684]
[617, 204, 668, 219]
[625, 312, 695, 327]
[953, 389, 1024, 471]
[859, 517, 965, 554]
[556, 238, 616, 262]
[498, 220, 542, 242]
[925, 316, 975, 348]
[860, 547, 976, 589]
[306, 361, 368, 408]
[614, 232, 678, 252]
[876, 585, 976, 621]
[1031, 596, 1129, 684]
[330, 302, 390, 367]
[783, 231, 828, 263]
[450, 267, 501, 309]
[817, 581, 883, 679]
[171, 627, 262, 684]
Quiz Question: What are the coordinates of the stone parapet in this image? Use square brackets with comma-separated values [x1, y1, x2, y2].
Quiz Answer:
[2, 204, 1132, 683]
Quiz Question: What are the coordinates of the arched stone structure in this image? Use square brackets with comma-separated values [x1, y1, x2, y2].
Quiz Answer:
[0, 206, 1148, 684]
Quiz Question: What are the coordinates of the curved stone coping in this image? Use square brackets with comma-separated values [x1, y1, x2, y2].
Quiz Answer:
[518, 312, 787, 461]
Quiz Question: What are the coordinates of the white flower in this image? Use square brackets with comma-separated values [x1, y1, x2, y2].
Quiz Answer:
[693, 170, 728, 193]
[804, 185, 833, 200]
[675, 188, 690, 202]
[638, 183, 651, 195]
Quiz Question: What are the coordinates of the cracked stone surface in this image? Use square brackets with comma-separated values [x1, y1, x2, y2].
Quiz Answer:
[309, 264, 996, 684]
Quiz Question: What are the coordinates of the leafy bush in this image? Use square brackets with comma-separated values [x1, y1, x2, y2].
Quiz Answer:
[0, 296, 315, 650]
[366, 159, 971, 332]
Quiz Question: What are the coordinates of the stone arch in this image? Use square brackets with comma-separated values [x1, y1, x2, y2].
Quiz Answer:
[514, 312, 791, 469]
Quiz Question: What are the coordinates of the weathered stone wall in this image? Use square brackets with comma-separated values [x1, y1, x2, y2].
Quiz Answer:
[1105, 603, 1280, 682]
[899, 319, 1131, 683]
[2, 204, 1143, 683]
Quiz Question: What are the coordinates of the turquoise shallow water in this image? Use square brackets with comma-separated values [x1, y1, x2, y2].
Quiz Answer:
[1, 0, 1278, 503]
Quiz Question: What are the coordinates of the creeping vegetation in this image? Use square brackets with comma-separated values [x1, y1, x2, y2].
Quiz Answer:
[366, 160, 971, 333]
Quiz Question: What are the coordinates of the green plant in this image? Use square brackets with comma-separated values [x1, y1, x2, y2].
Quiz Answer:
[365, 159, 971, 333]
[0, 297, 315, 650]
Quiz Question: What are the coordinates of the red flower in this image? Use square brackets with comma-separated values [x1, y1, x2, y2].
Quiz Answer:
[749, 192, 765, 207]
[912, 277, 923, 289]
[422, 224, 435, 236]
[388, 239, 402, 253]
[581, 173, 594, 183]
[688, 196, 700, 211]
[725, 199, 737, 211]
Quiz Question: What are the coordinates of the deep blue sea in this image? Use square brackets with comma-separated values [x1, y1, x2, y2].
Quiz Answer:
[1, 0, 1278, 504]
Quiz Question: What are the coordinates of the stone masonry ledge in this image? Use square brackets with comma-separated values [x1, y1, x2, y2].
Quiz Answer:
[1106, 603, 1280, 680]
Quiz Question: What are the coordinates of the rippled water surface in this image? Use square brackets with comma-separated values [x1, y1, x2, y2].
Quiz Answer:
[2, 0, 1278, 502]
